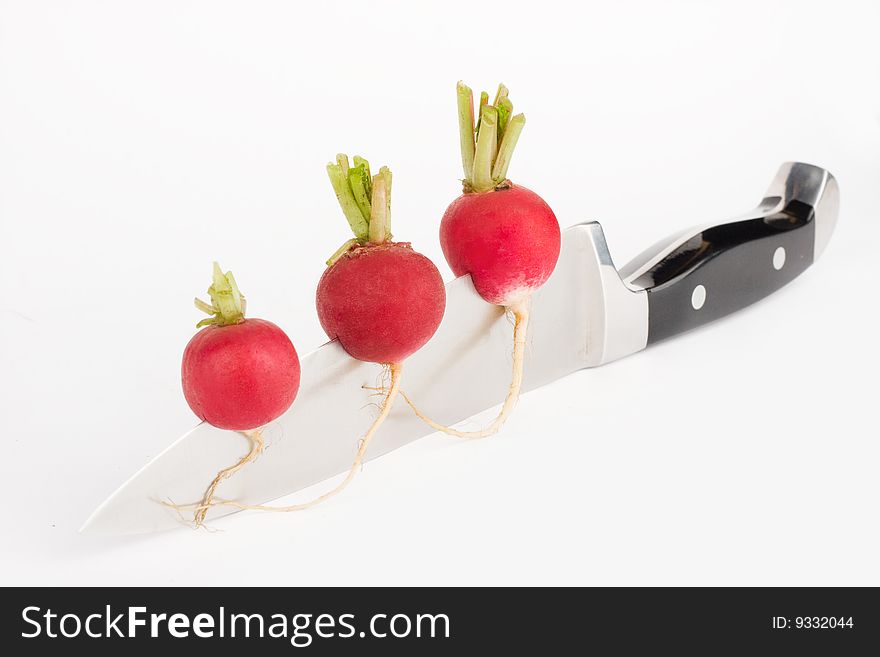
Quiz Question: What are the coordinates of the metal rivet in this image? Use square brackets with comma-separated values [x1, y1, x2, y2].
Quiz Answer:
[691, 284, 706, 310]
[773, 246, 786, 270]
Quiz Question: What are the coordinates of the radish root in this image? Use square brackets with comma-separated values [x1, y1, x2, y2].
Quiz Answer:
[402, 297, 530, 439]
[200, 362, 403, 515]
[189, 428, 264, 527]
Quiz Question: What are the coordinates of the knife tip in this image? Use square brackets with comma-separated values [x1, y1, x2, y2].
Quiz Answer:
[78, 509, 102, 535]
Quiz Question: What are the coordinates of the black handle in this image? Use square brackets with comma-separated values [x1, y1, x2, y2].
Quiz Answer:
[620, 162, 838, 345]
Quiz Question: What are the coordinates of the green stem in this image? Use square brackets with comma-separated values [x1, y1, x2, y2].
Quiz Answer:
[496, 96, 513, 143]
[492, 113, 525, 183]
[472, 105, 498, 193]
[492, 83, 508, 106]
[326, 155, 394, 258]
[457, 82, 527, 192]
[195, 262, 246, 327]
[352, 155, 371, 177]
[348, 163, 373, 223]
[327, 162, 369, 241]
[456, 81, 476, 185]
[194, 297, 215, 315]
[380, 166, 392, 239]
[477, 91, 489, 128]
[368, 173, 388, 244]
[326, 238, 359, 266]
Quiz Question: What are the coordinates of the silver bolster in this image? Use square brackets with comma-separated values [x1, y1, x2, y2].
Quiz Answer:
[578, 222, 649, 366]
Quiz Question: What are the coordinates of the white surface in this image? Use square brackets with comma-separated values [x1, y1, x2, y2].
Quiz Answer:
[1, 0, 878, 586]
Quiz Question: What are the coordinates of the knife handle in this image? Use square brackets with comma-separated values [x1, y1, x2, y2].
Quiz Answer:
[620, 162, 838, 344]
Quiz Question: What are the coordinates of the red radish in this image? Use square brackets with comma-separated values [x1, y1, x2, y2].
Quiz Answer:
[203, 155, 445, 516]
[401, 82, 560, 437]
[318, 155, 444, 365]
[440, 185, 560, 306]
[177, 263, 300, 527]
[316, 243, 446, 363]
[183, 321, 300, 431]
[315, 156, 445, 494]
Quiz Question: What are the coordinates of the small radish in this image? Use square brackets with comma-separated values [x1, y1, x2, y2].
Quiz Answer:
[205, 155, 445, 516]
[402, 82, 561, 437]
[177, 263, 300, 527]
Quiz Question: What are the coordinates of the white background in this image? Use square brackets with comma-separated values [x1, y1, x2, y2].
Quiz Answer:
[1, 0, 878, 586]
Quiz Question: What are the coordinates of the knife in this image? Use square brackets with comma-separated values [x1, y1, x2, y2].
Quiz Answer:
[81, 161, 838, 535]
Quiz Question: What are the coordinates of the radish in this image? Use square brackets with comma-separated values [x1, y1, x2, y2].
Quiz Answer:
[401, 82, 561, 437]
[177, 263, 300, 526]
[204, 155, 445, 516]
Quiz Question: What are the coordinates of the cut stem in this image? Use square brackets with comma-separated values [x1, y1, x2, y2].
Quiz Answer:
[348, 163, 373, 223]
[472, 105, 498, 193]
[477, 91, 489, 123]
[492, 83, 509, 107]
[327, 162, 370, 241]
[325, 238, 359, 266]
[456, 81, 476, 184]
[336, 153, 350, 176]
[401, 298, 530, 438]
[195, 262, 246, 327]
[491, 113, 525, 184]
[496, 96, 512, 142]
[457, 82, 526, 192]
[199, 362, 404, 515]
[368, 173, 388, 244]
[194, 297, 215, 315]
[352, 155, 371, 180]
[326, 155, 394, 257]
[380, 166, 392, 239]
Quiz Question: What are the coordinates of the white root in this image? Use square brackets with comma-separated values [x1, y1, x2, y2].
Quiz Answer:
[198, 362, 403, 515]
[401, 297, 530, 439]
[188, 428, 265, 528]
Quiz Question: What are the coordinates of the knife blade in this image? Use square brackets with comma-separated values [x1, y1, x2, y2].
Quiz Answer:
[81, 161, 837, 535]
